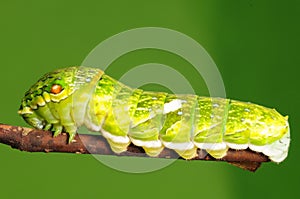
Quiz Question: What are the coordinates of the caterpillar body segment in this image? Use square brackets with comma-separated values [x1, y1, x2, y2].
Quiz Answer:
[18, 66, 290, 163]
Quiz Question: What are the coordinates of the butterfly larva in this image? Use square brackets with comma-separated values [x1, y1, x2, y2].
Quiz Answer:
[18, 66, 290, 163]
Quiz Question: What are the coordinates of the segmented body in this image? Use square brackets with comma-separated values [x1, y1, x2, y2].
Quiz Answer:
[18, 67, 290, 162]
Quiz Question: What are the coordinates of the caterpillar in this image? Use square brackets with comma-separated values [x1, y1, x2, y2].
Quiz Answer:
[18, 66, 290, 164]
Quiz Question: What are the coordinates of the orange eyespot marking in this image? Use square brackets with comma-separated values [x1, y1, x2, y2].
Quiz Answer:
[50, 84, 62, 94]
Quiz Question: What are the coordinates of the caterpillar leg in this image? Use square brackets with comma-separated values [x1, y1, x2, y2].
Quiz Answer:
[106, 139, 131, 153]
[101, 129, 131, 153]
[143, 146, 164, 157]
[52, 124, 63, 137]
[64, 125, 77, 143]
[174, 147, 198, 159]
[51, 123, 77, 143]
[130, 137, 164, 157]
[163, 141, 198, 159]
[206, 147, 229, 159]
[129, 121, 165, 157]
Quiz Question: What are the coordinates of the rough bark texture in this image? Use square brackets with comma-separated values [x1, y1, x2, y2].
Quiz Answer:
[0, 123, 269, 172]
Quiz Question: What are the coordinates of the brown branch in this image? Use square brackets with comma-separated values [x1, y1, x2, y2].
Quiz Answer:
[0, 123, 269, 172]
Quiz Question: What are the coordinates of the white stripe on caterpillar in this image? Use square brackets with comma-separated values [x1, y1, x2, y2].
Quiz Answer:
[163, 99, 182, 114]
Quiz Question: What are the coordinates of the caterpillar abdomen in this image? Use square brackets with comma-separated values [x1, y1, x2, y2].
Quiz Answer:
[18, 67, 290, 163]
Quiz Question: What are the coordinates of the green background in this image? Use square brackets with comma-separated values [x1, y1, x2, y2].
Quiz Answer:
[0, 0, 299, 198]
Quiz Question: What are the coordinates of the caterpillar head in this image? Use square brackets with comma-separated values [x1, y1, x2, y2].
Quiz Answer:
[18, 67, 78, 129]
[18, 66, 103, 130]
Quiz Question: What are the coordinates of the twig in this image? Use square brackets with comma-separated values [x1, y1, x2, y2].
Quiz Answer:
[0, 124, 269, 172]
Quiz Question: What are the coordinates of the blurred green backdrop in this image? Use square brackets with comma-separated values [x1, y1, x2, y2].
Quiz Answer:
[0, 0, 299, 198]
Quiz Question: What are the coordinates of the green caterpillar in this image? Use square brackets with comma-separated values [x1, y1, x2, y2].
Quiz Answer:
[18, 66, 290, 163]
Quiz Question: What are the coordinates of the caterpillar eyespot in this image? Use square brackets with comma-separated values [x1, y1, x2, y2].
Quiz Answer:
[18, 66, 290, 166]
[50, 84, 62, 94]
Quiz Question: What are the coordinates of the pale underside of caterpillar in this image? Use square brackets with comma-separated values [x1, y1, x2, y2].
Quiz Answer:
[18, 66, 290, 164]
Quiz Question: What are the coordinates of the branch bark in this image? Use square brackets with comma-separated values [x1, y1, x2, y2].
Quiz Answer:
[0, 123, 269, 172]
